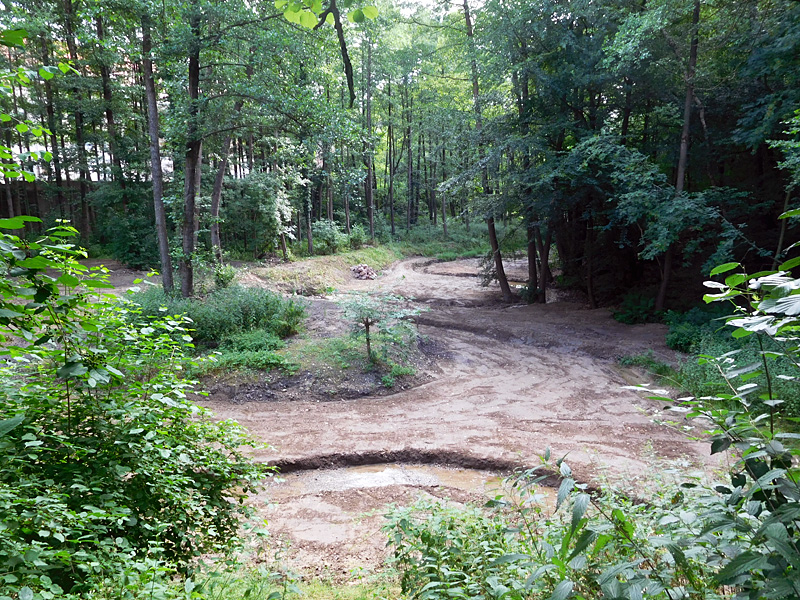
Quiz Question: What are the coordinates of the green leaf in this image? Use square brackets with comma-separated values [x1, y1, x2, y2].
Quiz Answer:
[0, 216, 27, 229]
[299, 10, 317, 27]
[0, 29, 27, 48]
[714, 551, 771, 584]
[549, 580, 573, 600]
[38, 67, 55, 80]
[326, 12, 334, 24]
[489, 553, 530, 566]
[711, 436, 731, 454]
[362, 5, 378, 18]
[0, 414, 24, 437]
[349, 8, 365, 22]
[274, 0, 288, 7]
[710, 262, 740, 276]
[15, 123, 29, 134]
[779, 256, 800, 272]
[57, 274, 80, 287]
[0, 114, 11, 122]
[731, 327, 754, 339]
[779, 208, 800, 219]
[571, 493, 589, 531]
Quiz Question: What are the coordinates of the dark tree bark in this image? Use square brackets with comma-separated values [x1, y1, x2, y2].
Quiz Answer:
[62, 0, 91, 239]
[141, 13, 174, 293]
[179, 6, 203, 298]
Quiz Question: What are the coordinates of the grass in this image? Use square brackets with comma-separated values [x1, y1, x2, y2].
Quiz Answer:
[190, 567, 399, 600]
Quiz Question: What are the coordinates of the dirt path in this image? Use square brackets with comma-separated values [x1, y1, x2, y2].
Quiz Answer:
[202, 257, 714, 578]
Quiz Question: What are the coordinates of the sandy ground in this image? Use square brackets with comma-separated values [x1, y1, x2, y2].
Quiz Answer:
[197, 256, 717, 577]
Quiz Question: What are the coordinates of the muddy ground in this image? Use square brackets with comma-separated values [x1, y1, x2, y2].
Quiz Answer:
[90, 255, 715, 578]
[199, 256, 717, 578]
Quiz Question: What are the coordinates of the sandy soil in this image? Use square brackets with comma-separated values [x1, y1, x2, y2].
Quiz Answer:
[198, 256, 715, 577]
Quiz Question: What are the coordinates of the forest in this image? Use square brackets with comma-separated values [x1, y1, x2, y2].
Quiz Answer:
[1, 0, 800, 598]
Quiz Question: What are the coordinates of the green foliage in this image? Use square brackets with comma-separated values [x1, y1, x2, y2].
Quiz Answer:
[381, 363, 415, 388]
[349, 223, 368, 250]
[213, 263, 238, 290]
[618, 351, 675, 378]
[312, 219, 349, 255]
[389, 223, 492, 260]
[129, 285, 305, 345]
[0, 221, 268, 598]
[338, 293, 421, 363]
[612, 293, 658, 324]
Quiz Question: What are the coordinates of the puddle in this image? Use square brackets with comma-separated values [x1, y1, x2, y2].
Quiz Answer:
[265, 463, 505, 500]
[252, 463, 557, 575]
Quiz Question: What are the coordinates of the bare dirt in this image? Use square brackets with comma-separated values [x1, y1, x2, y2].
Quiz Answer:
[198, 256, 716, 578]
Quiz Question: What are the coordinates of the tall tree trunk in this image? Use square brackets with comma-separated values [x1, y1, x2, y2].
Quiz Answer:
[463, 0, 511, 301]
[63, 0, 91, 240]
[365, 37, 374, 241]
[210, 134, 233, 263]
[40, 38, 66, 218]
[388, 77, 396, 236]
[95, 15, 127, 209]
[179, 6, 202, 298]
[142, 13, 174, 293]
[655, 0, 700, 312]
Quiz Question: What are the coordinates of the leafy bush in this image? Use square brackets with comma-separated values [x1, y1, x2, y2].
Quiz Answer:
[0, 219, 268, 598]
[129, 285, 305, 345]
[613, 292, 658, 324]
[349, 223, 368, 250]
[664, 305, 729, 352]
[214, 263, 238, 289]
[311, 219, 348, 255]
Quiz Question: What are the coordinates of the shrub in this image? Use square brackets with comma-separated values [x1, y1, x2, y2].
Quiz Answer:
[0, 219, 268, 598]
[349, 223, 368, 250]
[129, 285, 305, 345]
[613, 292, 658, 324]
[214, 263, 238, 289]
[311, 219, 348, 254]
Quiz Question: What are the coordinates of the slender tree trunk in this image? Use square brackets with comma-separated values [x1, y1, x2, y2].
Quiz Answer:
[142, 13, 174, 293]
[63, 0, 91, 240]
[96, 15, 127, 208]
[656, 0, 700, 312]
[365, 37, 374, 241]
[463, 0, 511, 301]
[210, 135, 233, 262]
[179, 6, 202, 298]
[40, 38, 66, 218]
[388, 78, 396, 236]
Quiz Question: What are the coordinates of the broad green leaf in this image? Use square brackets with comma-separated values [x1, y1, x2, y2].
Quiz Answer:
[714, 551, 771, 584]
[571, 493, 589, 531]
[15, 123, 29, 134]
[0, 414, 24, 437]
[0, 29, 27, 48]
[38, 67, 55, 80]
[548, 580, 573, 600]
[274, 0, 288, 8]
[57, 273, 80, 287]
[19, 586, 33, 600]
[362, 5, 378, 18]
[284, 9, 301, 23]
[299, 10, 317, 27]
[0, 216, 27, 229]
[710, 262, 740, 276]
[326, 12, 334, 24]
[349, 8, 365, 22]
